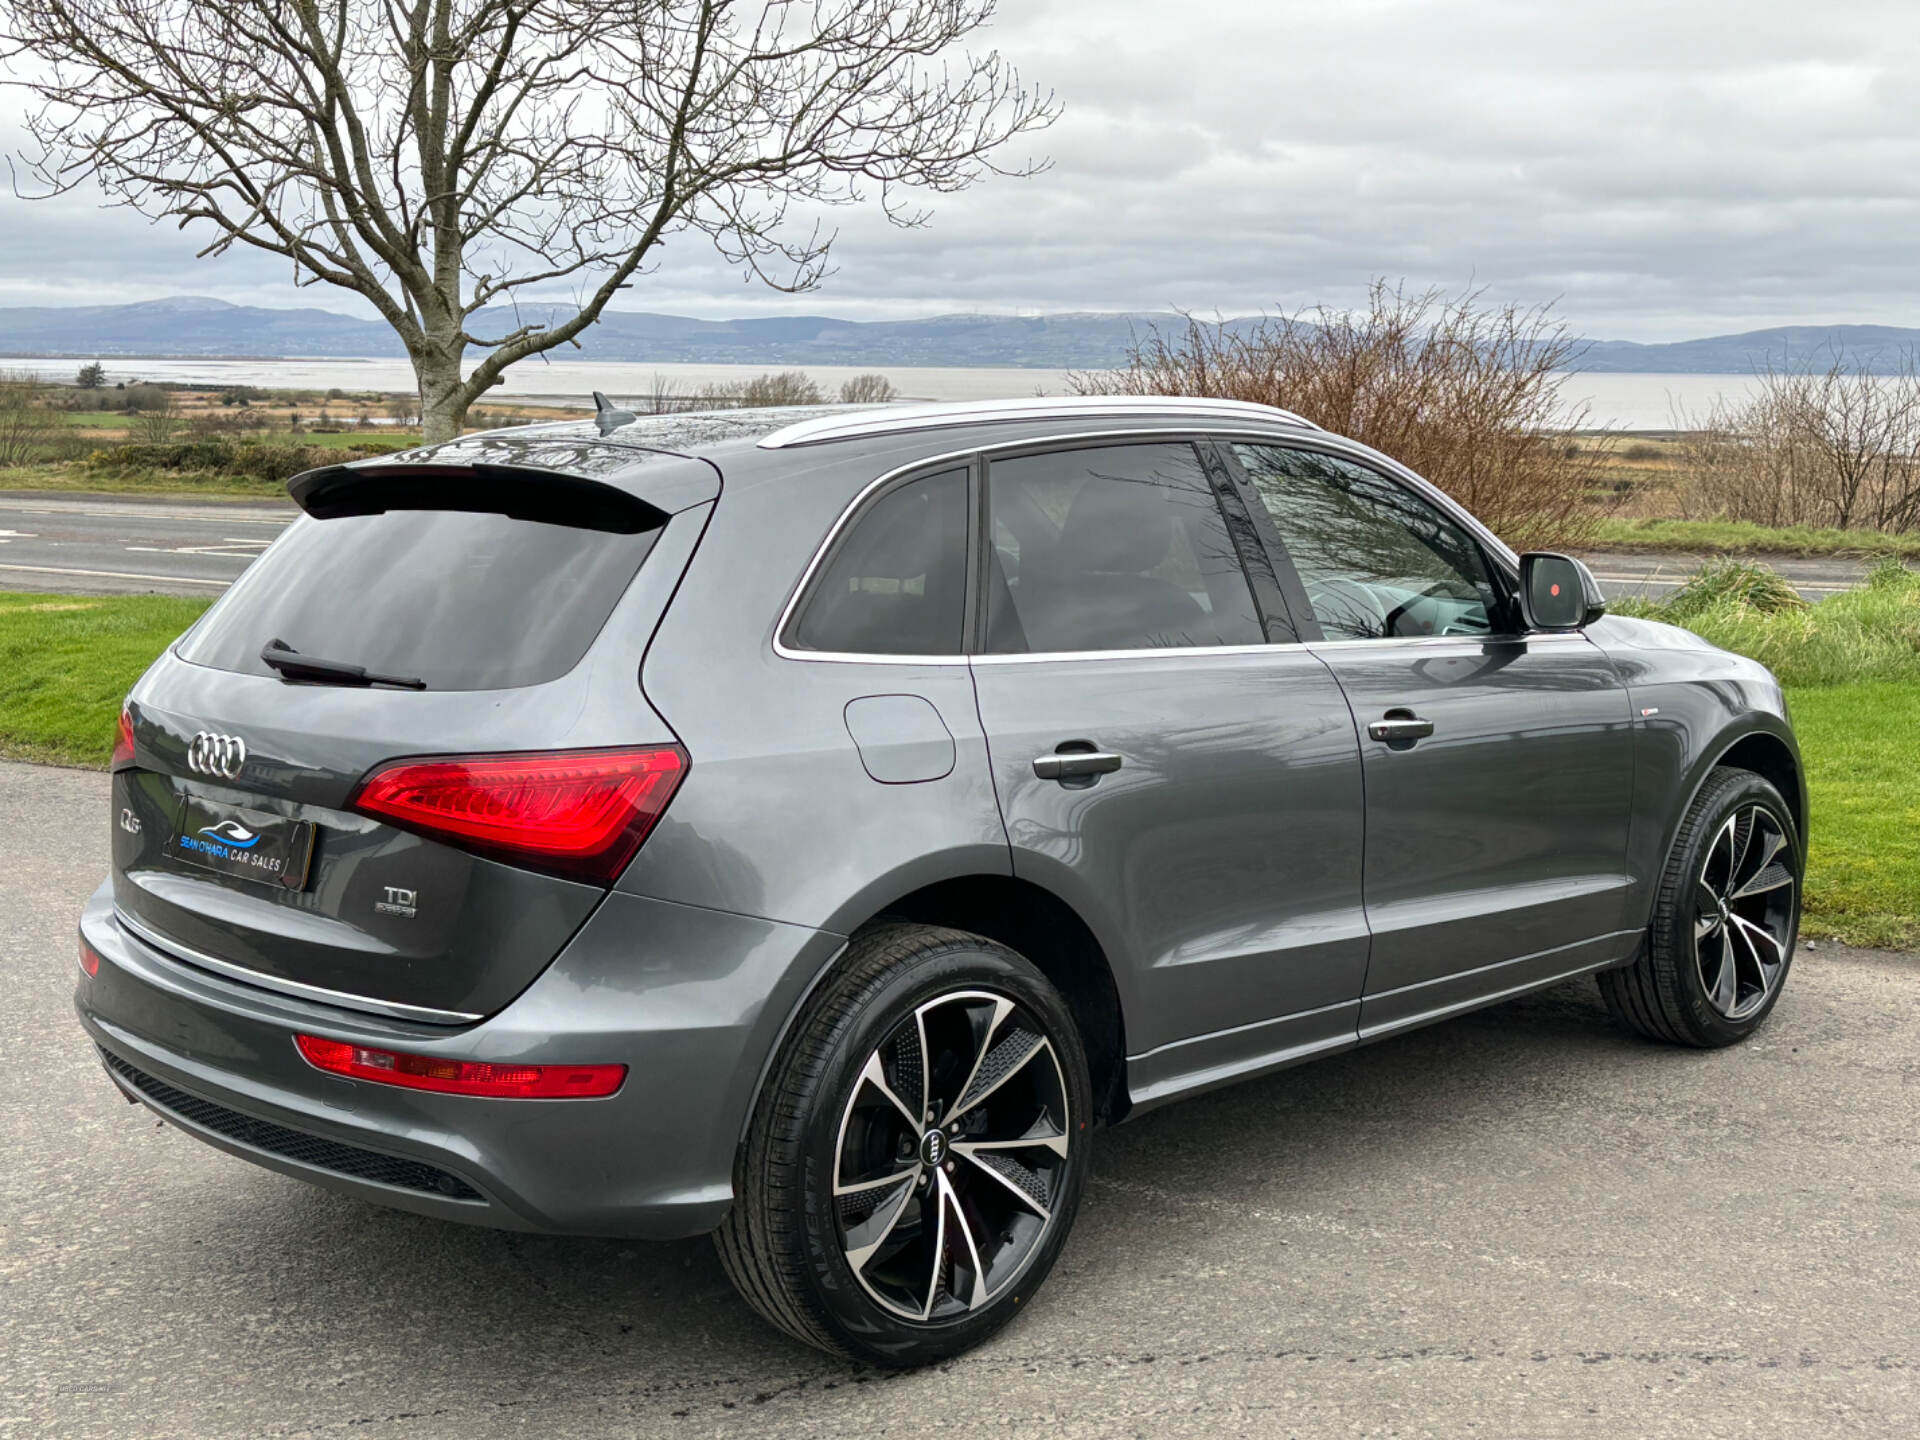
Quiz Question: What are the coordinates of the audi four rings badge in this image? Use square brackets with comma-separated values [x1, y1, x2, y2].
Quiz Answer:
[187, 731, 248, 779]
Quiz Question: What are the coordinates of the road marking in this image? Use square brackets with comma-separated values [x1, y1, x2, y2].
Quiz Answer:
[0, 562, 228, 588]
[124, 544, 262, 558]
[1588, 571, 1854, 595]
[0, 504, 291, 525]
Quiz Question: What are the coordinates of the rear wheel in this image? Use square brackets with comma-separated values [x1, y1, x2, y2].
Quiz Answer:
[717, 923, 1092, 1365]
[1599, 766, 1801, 1047]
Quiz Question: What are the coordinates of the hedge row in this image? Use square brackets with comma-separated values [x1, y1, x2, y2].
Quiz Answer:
[82, 440, 407, 482]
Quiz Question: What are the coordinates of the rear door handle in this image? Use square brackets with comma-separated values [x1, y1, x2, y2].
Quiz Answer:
[1033, 749, 1124, 780]
[1367, 710, 1435, 743]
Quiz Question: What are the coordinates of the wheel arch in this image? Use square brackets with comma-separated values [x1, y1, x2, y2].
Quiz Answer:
[871, 873, 1131, 1127]
[1712, 728, 1806, 849]
[737, 867, 1133, 1150]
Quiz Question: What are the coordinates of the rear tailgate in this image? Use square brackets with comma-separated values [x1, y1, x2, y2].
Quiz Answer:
[110, 460, 712, 1022]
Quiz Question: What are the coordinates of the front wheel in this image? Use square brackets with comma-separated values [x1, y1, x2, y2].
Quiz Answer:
[1599, 765, 1801, 1047]
[716, 923, 1092, 1365]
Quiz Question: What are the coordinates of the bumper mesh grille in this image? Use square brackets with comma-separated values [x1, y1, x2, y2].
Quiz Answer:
[99, 1048, 484, 1202]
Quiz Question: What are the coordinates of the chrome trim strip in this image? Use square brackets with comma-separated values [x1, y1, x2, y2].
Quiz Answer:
[757, 396, 1318, 449]
[114, 908, 484, 1026]
[1126, 993, 1358, 1063]
[772, 442, 984, 663]
[1304, 632, 1593, 654]
[972, 642, 1297, 665]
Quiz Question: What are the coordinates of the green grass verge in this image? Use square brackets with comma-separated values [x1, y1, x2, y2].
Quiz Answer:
[0, 464, 291, 499]
[0, 580, 1911, 948]
[1786, 682, 1920, 950]
[1592, 516, 1920, 560]
[1612, 559, 1920, 688]
[0, 592, 211, 766]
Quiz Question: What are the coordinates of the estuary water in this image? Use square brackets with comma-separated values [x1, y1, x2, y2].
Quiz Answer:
[32, 354, 1776, 431]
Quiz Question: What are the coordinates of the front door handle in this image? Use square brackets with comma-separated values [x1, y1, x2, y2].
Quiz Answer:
[1033, 748, 1124, 781]
[1367, 710, 1435, 744]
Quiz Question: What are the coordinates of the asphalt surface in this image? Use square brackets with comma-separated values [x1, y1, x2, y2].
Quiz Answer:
[1580, 550, 1875, 603]
[4, 759, 1917, 1437]
[0, 490, 1884, 601]
[0, 494, 289, 596]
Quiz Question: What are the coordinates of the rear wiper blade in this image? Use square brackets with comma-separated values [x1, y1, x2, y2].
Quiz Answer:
[260, 639, 426, 691]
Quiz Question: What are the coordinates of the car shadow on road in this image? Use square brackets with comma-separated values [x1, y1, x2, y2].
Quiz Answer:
[174, 977, 1644, 1398]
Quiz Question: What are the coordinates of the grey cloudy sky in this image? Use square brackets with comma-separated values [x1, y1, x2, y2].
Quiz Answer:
[2, 0, 1916, 340]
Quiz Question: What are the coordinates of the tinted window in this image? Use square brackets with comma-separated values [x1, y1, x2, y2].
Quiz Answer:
[984, 444, 1263, 654]
[789, 468, 969, 655]
[1232, 445, 1501, 641]
[178, 510, 659, 690]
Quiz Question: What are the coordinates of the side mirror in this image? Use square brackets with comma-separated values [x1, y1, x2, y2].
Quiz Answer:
[1518, 552, 1606, 631]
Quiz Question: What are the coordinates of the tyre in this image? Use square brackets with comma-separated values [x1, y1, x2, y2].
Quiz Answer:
[716, 923, 1093, 1366]
[1598, 766, 1801, 1047]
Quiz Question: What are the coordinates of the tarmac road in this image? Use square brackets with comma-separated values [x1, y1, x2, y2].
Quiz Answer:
[0, 490, 1886, 602]
[0, 494, 290, 596]
[4, 759, 1917, 1437]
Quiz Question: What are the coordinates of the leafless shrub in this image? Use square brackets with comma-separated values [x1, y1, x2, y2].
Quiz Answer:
[637, 375, 696, 415]
[131, 388, 179, 442]
[0, 370, 60, 465]
[1071, 280, 1608, 551]
[701, 371, 824, 408]
[1675, 360, 1920, 534]
[839, 373, 899, 404]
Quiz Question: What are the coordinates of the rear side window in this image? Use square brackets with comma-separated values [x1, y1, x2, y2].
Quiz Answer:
[178, 510, 660, 690]
[984, 443, 1263, 654]
[788, 468, 970, 655]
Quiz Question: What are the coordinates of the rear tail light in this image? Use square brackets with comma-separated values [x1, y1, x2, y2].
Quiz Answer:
[79, 938, 101, 977]
[294, 1034, 625, 1099]
[349, 746, 687, 885]
[111, 708, 136, 769]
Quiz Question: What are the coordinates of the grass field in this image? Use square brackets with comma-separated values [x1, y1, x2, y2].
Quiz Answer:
[1, 577, 1911, 950]
[1591, 516, 1920, 560]
[1785, 683, 1920, 950]
[0, 592, 211, 765]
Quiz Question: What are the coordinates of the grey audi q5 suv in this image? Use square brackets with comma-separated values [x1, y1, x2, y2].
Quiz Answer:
[77, 396, 1805, 1365]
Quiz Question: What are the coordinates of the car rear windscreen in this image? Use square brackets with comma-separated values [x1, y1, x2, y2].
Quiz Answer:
[177, 509, 661, 691]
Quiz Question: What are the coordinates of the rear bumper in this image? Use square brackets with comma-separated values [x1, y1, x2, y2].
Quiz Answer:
[75, 880, 843, 1239]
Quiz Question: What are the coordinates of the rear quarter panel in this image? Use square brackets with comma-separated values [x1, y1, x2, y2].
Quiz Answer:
[621, 439, 1012, 933]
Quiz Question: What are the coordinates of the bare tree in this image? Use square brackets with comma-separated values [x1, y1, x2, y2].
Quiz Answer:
[129, 385, 179, 441]
[2, 1, 1054, 443]
[0, 369, 60, 465]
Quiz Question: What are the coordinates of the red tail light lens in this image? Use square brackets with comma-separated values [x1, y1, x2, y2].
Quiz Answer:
[295, 1034, 625, 1099]
[111, 708, 136, 769]
[79, 938, 101, 977]
[349, 746, 687, 885]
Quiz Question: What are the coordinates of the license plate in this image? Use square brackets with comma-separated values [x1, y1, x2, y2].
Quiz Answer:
[168, 799, 316, 890]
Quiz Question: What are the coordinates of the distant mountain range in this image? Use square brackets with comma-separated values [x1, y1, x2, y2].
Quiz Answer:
[2, 296, 1917, 373]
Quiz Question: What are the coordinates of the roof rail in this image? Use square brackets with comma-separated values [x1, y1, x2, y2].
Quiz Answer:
[755, 395, 1318, 449]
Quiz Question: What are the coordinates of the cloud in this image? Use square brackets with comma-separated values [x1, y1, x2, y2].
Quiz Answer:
[4, 0, 1919, 339]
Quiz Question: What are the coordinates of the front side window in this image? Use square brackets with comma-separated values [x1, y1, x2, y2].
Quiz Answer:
[788, 468, 970, 655]
[983, 443, 1263, 654]
[1231, 445, 1502, 641]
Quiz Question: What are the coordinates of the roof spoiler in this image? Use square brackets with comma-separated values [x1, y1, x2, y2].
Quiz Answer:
[287, 462, 670, 535]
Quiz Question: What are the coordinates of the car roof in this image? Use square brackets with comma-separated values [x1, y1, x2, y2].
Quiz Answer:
[305, 397, 1322, 518]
